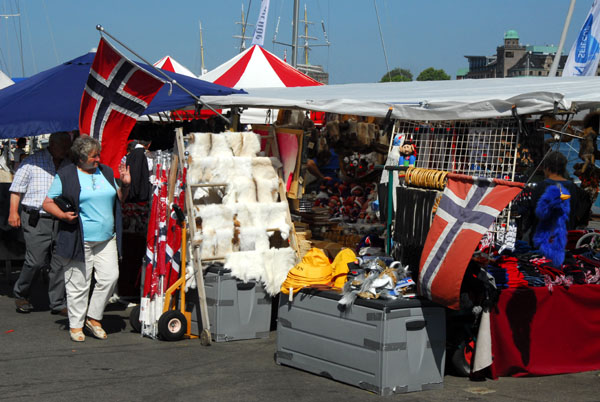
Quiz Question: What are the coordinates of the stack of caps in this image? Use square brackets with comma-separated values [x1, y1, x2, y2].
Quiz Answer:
[281, 248, 332, 295]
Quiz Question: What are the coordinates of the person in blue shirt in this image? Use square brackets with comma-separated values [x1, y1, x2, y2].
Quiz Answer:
[42, 135, 130, 342]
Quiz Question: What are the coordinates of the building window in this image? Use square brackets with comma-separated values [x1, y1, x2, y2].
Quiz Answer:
[506, 51, 514, 58]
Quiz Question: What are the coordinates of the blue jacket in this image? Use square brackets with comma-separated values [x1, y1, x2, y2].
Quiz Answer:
[55, 163, 123, 262]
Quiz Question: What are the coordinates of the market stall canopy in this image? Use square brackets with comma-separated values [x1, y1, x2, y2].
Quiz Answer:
[201, 44, 321, 124]
[202, 76, 600, 121]
[201, 44, 322, 89]
[153, 55, 198, 78]
[0, 52, 244, 139]
[0, 69, 13, 90]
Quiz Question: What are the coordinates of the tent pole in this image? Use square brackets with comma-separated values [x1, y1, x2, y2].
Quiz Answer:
[549, 0, 576, 77]
[291, 0, 299, 67]
[96, 25, 231, 126]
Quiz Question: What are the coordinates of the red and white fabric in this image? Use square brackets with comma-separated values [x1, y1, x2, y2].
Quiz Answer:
[153, 55, 198, 78]
[201, 44, 321, 89]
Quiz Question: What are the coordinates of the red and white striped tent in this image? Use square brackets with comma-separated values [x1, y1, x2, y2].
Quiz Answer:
[200, 45, 321, 123]
[153, 55, 198, 78]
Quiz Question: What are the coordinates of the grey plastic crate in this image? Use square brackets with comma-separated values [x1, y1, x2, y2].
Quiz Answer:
[276, 289, 446, 395]
[189, 265, 272, 342]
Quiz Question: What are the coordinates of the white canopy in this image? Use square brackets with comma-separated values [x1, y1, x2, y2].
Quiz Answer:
[202, 76, 600, 121]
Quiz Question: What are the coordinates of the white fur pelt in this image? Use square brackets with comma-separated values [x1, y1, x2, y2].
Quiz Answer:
[262, 248, 298, 296]
[225, 132, 244, 156]
[197, 205, 233, 259]
[209, 133, 233, 157]
[216, 227, 234, 257]
[222, 176, 257, 204]
[223, 157, 256, 204]
[188, 133, 212, 159]
[200, 233, 217, 259]
[224, 248, 298, 296]
[196, 204, 233, 233]
[252, 157, 280, 203]
[241, 132, 261, 157]
[232, 204, 254, 228]
[225, 250, 265, 283]
[265, 202, 291, 240]
[239, 227, 270, 251]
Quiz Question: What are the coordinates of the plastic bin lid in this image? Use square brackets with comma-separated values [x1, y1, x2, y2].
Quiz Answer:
[297, 287, 442, 311]
[205, 262, 230, 275]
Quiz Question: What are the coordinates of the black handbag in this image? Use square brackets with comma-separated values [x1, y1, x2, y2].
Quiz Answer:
[53, 195, 75, 213]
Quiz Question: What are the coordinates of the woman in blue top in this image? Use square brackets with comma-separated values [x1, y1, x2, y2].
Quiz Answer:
[43, 135, 130, 342]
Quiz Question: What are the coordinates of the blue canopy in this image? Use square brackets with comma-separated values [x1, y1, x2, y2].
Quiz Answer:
[0, 52, 245, 139]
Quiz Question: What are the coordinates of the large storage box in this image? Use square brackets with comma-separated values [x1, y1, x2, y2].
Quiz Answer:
[276, 289, 445, 395]
[189, 265, 272, 342]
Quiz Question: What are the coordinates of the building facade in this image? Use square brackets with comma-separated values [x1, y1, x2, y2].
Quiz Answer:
[461, 30, 591, 79]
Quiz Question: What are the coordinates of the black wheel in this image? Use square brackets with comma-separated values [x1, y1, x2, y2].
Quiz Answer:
[451, 339, 474, 377]
[158, 310, 187, 341]
[129, 305, 141, 333]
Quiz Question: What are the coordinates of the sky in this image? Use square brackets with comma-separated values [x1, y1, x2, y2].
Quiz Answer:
[0, 0, 594, 84]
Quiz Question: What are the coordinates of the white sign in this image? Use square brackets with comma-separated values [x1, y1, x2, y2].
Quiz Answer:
[251, 0, 270, 47]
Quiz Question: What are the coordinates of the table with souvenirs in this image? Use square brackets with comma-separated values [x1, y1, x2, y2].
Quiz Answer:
[481, 238, 600, 378]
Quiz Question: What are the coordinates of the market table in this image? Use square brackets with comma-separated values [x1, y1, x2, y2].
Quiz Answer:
[489, 284, 600, 378]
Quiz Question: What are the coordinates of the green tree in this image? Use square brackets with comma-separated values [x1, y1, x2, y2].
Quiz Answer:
[380, 68, 413, 82]
[416, 67, 451, 81]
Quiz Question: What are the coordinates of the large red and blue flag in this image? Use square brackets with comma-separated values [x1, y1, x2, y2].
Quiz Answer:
[418, 173, 523, 309]
[79, 37, 164, 175]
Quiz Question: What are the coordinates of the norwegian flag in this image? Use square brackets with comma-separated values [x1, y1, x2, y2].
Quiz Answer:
[165, 166, 186, 289]
[156, 163, 169, 288]
[418, 173, 523, 309]
[143, 161, 162, 299]
[79, 37, 164, 176]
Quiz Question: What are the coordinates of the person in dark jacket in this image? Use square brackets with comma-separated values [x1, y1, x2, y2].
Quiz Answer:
[125, 139, 152, 203]
[42, 135, 130, 342]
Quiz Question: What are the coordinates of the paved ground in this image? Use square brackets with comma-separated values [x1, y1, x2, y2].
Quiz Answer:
[1, 267, 599, 402]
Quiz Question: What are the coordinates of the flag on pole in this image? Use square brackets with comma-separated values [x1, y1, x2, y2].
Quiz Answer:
[156, 162, 169, 283]
[165, 167, 186, 289]
[79, 37, 164, 175]
[563, 0, 600, 76]
[418, 173, 523, 309]
[143, 161, 161, 299]
[251, 0, 270, 47]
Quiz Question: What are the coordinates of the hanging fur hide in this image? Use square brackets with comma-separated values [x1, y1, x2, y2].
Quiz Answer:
[225, 132, 244, 156]
[239, 227, 270, 251]
[197, 204, 233, 233]
[261, 248, 298, 296]
[240, 132, 261, 157]
[224, 248, 298, 296]
[265, 202, 291, 240]
[225, 250, 265, 283]
[215, 227, 234, 257]
[252, 157, 280, 203]
[209, 134, 233, 157]
[188, 133, 212, 159]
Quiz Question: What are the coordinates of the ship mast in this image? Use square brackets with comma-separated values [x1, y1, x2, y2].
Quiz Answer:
[199, 21, 206, 75]
[233, 3, 253, 53]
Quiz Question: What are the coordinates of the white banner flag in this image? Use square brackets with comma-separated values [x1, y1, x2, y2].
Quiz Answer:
[563, 0, 600, 76]
[251, 0, 270, 47]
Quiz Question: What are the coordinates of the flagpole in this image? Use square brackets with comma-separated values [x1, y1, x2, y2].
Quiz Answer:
[549, 0, 577, 77]
[96, 25, 231, 125]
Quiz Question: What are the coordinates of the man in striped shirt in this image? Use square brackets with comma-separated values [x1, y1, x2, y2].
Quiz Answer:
[9, 132, 72, 314]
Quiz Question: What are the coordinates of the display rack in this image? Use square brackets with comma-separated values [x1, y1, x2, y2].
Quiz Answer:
[174, 127, 212, 345]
